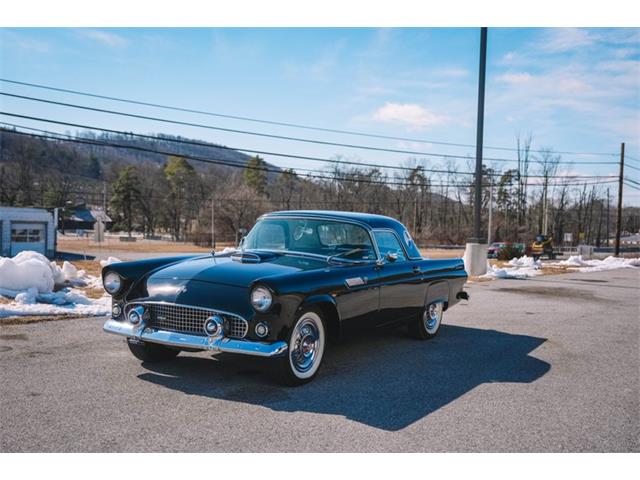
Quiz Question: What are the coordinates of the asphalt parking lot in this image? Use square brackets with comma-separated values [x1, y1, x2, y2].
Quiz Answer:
[1, 268, 638, 452]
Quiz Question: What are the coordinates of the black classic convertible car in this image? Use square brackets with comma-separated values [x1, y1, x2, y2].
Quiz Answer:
[103, 211, 468, 385]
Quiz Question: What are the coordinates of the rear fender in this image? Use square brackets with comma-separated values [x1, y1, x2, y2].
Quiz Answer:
[425, 281, 450, 310]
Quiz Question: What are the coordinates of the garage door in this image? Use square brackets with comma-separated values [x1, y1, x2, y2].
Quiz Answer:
[11, 222, 47, 256]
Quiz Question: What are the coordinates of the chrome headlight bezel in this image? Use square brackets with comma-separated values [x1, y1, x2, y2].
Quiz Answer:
[103, 271, 123, 295]
[250, 286, 273, 312]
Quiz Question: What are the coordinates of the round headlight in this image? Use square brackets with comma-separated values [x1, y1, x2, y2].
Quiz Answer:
[103, 272, 122, 295]
[251, 286, 272, 312]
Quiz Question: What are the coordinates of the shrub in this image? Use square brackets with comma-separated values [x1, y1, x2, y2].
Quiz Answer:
[497, 243, 523, 261]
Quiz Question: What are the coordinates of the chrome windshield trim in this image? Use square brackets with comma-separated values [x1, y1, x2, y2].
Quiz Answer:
[244, 214, 382, 263]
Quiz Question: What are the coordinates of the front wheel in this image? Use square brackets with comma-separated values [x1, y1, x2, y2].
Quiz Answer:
[273, 309, 326, 386]
[409, 302, 444, 340]
[126, 339, 180, 362]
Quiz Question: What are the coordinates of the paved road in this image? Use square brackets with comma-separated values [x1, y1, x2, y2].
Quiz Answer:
[1, 268, 638, 452]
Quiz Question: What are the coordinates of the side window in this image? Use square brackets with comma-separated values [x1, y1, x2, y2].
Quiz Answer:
[374, 231, 407, 262]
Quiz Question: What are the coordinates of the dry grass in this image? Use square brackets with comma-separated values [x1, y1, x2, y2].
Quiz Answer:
[71, 260, 103, 277]
[420, 248, 464, 259]
[57, 237, 228, 254]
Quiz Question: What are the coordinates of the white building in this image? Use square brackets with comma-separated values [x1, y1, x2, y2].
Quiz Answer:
[0, 206, 57, 258]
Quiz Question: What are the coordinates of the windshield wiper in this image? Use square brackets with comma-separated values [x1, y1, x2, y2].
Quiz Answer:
[327, 248, 368, 265]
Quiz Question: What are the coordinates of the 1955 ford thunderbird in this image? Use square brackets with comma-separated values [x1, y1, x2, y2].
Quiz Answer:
[102, 210, 469, 385]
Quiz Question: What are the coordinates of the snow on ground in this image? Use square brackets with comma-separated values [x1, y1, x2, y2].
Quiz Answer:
[0, 251, 110, 318]
[482, 254, 640, 280]
[550, 255, 640, 272]
[482, 256, 543, 279]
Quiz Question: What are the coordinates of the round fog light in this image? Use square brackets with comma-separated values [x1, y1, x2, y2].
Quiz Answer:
[112, 303, 122, 318]
[204, 315, 223, 336]
[128, 306, 145, 325]
[255, 322, 269, 338]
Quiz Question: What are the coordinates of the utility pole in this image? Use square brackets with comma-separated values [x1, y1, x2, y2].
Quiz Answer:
[606, 187, 610, 247]
[614, 142, 625, 256]
[487, 175, 493, 245]
[463, 27, 488, 276]
[472, 27, 487, 242]
[542, 182, 549, 236]
[211, 194, 216, 250]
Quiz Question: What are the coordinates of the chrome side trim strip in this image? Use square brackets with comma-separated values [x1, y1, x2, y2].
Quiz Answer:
[103, 319, 288, 358]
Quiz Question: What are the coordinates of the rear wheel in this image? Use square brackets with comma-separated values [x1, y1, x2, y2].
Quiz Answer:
[273, 308, 326, 386]
[126, 339, 180, 362]
[409, 302, 444, 340]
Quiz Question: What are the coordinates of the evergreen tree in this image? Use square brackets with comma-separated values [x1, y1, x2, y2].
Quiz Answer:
[111, 166, 141, 237]
[244, 155, 267, 196]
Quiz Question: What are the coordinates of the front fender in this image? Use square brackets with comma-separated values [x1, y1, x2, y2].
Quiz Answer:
[102, 255, 205, 300]
[297, 293, 339, 317]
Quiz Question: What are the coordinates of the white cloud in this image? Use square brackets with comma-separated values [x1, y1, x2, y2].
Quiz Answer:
[371, 102, 447, 130]
[499, 72, 534, 84]
[78, 29, 127, 48]
[539, 28, 596, 53]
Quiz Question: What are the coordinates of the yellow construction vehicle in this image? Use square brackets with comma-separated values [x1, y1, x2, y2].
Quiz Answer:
[531, 234, 554, 260]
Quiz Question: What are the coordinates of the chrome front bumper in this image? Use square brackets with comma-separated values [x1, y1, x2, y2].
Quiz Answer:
[103, 318, 288, 357]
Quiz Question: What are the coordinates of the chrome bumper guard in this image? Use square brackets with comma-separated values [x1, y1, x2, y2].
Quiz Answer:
[103, 318, 288, 357]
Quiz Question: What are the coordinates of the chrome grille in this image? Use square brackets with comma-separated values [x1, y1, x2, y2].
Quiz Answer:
[136, 303, 247, 339]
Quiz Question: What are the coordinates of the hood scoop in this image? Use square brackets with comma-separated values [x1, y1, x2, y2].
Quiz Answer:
[230, 251, 274, 263]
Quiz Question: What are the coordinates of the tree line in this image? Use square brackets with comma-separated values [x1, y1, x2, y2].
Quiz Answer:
[1, 128, 638, 247]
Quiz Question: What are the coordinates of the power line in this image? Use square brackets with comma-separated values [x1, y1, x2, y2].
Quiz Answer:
[0, 77, 621, 158]
[0, 91, 621, 167]
[623, 181, 640, 192]
[0, 125, 619, 188]
[0, 113, 488, 176]
[0, 121, 620, 182]
[624, 177, 640, 186]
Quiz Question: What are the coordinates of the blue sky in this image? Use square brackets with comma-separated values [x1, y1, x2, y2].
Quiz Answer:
[1, 28, 639, 202]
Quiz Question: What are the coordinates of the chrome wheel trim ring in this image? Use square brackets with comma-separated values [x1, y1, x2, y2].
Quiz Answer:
[289, 312, 325, 379]
[423, 302, 443, 334]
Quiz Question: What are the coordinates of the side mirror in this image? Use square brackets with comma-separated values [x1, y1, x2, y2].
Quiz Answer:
[385, 251, 398, 263]
[239, 236, 246, 249]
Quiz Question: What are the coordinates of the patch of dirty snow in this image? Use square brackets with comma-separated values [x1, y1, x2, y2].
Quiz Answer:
[551, 255, 640, 272]
[482, 257, 543, 280]
[99, 256, 122, 268]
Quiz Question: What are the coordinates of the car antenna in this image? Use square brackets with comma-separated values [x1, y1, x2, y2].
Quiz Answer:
[211, 249, 217, 264]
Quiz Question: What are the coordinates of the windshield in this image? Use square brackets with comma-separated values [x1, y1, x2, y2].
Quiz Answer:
[243, 217, 376, 262]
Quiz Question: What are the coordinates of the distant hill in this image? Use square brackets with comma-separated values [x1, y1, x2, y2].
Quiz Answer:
[0, 127, 280, 180]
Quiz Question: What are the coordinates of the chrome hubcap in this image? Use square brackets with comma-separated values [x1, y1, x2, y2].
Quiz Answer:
[423, 303, 442, 332]
[291, 319, 319, 373]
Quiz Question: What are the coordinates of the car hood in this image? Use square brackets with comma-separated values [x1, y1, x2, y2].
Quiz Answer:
[146, 252, 326, 288]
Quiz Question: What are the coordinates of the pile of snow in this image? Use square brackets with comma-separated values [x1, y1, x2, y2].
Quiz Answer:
[0, 251, 91, 293]
[552, 255, 640, 272]
[99, 256, 122, 268]
[0, 251, 110, 318]
[482, 255, 543, 280]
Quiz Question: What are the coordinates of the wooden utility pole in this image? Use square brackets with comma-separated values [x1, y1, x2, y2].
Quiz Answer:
[487, 175, 493, 245]
[606, 187, 610, 247]
[211, 194, 216, 249]
[614, 142, 625, 256]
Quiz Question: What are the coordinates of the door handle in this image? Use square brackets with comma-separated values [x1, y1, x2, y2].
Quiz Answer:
[412, 265, 421, 274]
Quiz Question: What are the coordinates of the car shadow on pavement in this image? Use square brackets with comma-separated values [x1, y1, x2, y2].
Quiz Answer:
[137, 325, 550, 431]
